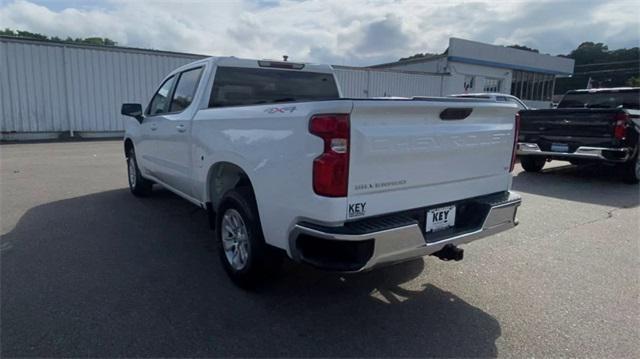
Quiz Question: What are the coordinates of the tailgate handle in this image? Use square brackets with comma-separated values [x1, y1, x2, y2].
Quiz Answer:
[440, 108, 472, 120]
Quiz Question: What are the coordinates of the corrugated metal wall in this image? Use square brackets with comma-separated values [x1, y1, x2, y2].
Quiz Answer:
[1, 38, 446, 137]
[1, 38, 203, 134]
[334, 67, 444, 98]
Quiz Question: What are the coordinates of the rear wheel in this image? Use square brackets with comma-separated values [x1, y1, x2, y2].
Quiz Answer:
[126, 147, 153, 196]
[216, 187, 282, 288]
[520, 156, 546, 172]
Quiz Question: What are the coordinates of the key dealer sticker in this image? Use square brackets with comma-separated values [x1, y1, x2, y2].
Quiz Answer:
[348, 202, 366, 218]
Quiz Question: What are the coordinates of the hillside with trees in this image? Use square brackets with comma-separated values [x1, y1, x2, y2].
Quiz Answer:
[397, 41, 638, 93]
[398, 52, 442, 62]
[556, 42, 639, 92]
[2, 28, 638, 90]
[0, 28, 117, 47]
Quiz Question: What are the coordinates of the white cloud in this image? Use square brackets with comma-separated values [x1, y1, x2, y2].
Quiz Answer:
[0, 0, 638, 66]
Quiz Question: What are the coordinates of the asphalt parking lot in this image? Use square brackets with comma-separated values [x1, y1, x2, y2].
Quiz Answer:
[1, 140, 638, 357]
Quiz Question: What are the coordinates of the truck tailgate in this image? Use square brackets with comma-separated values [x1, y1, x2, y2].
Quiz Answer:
[519, 109, 620, 148]
[347, 99, 518, 219]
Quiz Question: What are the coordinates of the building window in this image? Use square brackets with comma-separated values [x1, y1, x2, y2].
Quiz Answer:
[484, 78, 502, 92]
[463, 75, 475, 91]
[511, 70, 555, 101]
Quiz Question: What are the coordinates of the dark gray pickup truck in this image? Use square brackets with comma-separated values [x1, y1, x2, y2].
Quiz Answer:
[517, 87, 640, 183]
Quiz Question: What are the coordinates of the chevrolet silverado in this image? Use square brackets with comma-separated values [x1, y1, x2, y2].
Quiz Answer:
[120, 57, 522, 287]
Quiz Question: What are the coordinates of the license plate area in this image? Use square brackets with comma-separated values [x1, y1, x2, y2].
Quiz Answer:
[426, 205, 456, 233]
[551, 143, 569, 152]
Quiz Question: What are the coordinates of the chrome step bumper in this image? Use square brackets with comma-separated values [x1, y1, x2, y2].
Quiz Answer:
[517, 142, 632, 162]
[289, 191, 521, 272]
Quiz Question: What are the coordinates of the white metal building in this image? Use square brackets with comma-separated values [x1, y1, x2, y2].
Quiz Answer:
[0, 37, 204, 140]
[0, 36, 572, 140]
[333, 66, 445, 98]
[371, 38, 575, 108]
[0, 36, 449, 140]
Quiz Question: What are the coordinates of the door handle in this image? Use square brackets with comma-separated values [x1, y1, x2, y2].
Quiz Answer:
[176, 124, 186, 133]
[150, 124, 158, 131]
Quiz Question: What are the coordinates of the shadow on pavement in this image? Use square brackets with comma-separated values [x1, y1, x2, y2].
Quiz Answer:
[1, 188, 500, 357]
[513, 162, 639, 208]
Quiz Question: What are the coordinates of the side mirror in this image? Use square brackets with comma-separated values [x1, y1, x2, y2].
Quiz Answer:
[121, 103, 144, 123]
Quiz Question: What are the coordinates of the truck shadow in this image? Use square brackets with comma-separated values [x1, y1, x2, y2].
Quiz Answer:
[513, 162, 639, 208]
[1, 188, 500, 357]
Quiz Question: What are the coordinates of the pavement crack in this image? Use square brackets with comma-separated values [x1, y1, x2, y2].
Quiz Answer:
[546, 206, 626, 239]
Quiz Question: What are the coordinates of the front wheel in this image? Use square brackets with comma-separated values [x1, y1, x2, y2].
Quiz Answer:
[126, 147, 153, 196]
[216, 187, 282, 288]
[520, 156, 546, 172]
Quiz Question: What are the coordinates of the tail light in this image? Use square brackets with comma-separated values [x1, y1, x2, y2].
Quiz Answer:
[613, 112, 629, 141]
[309, 114, 350, 197]
[510, 113, 520, 172]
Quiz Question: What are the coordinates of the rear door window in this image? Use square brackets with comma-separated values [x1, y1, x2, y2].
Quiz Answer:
[209, 67, 340, 108]
[170, 67, 204, 112]
[147, 75, 176, 115]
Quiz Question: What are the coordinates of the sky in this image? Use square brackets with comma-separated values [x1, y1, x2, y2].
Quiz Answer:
[0, 0, 638, 66]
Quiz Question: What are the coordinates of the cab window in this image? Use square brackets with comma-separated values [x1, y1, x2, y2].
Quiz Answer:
[209, 67, 339, 108]
[170, 67, 204, 112]
[147, 76, 176, 115]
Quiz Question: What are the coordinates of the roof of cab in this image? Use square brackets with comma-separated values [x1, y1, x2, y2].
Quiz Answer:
[450, 92, 519, 98]
[172, 56, 335, 74]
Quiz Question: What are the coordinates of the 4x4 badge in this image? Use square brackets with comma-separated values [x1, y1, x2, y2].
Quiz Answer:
[264, 106, 296, 114]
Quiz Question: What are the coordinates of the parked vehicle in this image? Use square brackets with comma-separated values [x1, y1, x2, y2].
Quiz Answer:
[449, 93, 530, 110]
[121, 57, 522, 287]
[517, 87, 640, 183]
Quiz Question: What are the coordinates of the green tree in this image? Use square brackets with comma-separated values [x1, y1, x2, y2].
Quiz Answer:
[627, 76, 640, 87]
[15, 30, 48, 40]
[0, 28, 117, 47]
[567, 42, 610, 65]
[398, 52, 440, 62]
[556, 42, 639, 92]
[0, 28, 17, 36]
[82, 37, 108, 46]
[508, 44, 539, 53]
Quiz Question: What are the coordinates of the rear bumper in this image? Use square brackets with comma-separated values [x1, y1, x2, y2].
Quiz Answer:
[288, 191, 521, 272]
[517, 142, 633, 162]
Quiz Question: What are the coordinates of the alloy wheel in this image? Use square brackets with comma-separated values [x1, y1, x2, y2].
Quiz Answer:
[221, 208, 250, 270]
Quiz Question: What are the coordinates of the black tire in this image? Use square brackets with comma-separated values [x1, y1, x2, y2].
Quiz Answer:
[126, 147, 153, 196]
[520, 156, 546, 172]
[216, 187, 282, 288]
[620, 151, 640, 184]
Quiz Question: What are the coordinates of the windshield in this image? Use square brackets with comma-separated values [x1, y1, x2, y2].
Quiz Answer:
[558, 90, 639, 109]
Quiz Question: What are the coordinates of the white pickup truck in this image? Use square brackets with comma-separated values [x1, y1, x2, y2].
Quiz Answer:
[121, 57, 522, 287]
